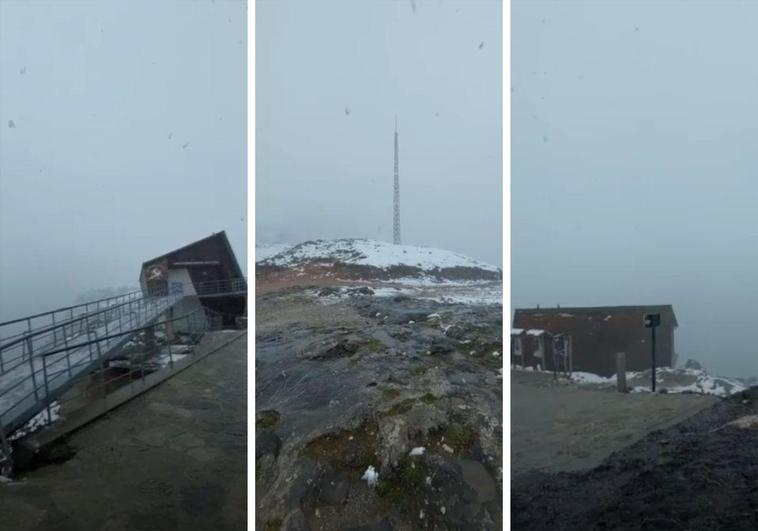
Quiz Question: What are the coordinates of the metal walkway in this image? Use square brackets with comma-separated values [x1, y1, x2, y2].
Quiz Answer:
[0, 291, 184, 439]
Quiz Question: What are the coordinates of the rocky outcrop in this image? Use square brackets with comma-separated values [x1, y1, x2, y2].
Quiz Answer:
[255, 288, 502, 530]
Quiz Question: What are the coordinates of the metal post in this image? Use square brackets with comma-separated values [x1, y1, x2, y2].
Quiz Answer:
[87, 327, 95, 362]
[140, 349, 145, 385]
[52, 312, 57, 346]
[63, 325, 72, 378]
[95, 333, 106, 400]
[167, 331, 173, 368]
[41, 355, 52, 424]
[616, 352, 627, 393]
[651, 326, 657, 392]
[552, 338, 557, 381]
[568, 336, 573, 376]
[27, 337, 39, 401]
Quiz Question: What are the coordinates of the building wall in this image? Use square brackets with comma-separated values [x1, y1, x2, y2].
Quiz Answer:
[141, 234, 244, 294]
[513, 309, 676, 376]
[170, 296, 205, 333]
[167, 268, 197, 297]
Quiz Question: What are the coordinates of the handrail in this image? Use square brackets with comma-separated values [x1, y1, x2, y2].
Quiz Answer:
[36, 307, 202, 358]
[195, 277, 247, 295]
[0, 295, 178, 379]
[0, 293, 166, 353]
[0, 290, 141, 328]
[0, 303, 189, 398]
[0, 294, 199, 440]
[0, 303, 183, 398]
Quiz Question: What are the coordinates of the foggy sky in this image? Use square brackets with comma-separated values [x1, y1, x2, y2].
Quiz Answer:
[512, 1, 758, 377]
[255, 0, 503, 266]
[0, 0, 246, 321]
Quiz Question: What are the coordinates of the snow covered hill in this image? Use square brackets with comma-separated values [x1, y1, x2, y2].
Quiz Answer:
[256, 239, 501, 281]
[255, 243, 294, 262]
[569, 367, 748, 398]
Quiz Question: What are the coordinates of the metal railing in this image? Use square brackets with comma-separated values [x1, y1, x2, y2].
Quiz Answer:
[0, 305, 220, 477]
[0, 304, 246, 477]
[0, 291, 141, 348]
[0, 292, 183, 438]
[0, 291, 170, 376]
[195, 277, 247, 296]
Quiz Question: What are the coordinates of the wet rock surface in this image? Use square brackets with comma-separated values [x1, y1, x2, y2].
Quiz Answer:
[512, 387, 758, 530]
[256, 287, 503, 530]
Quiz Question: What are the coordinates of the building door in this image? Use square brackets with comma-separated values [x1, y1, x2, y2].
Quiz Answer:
[513, 336, 523, 367]
[533, 335, 544, 369]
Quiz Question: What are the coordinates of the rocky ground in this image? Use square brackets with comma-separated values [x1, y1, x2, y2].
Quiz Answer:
[512, 380, 758, 530]
[255, 286, 503, 531]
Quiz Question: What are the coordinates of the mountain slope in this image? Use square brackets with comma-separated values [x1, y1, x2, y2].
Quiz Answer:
[256, 239, 501, 282]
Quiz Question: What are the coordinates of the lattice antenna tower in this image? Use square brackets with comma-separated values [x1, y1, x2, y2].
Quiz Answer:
[393, 115, 401, 245]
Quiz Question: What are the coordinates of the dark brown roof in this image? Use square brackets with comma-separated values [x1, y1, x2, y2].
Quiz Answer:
[139, 231, 244, 281]
[514, 305, 678, 327]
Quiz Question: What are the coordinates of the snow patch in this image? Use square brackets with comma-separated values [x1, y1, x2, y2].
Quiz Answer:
[260, 239, 500, 273]
[571, 372, 614, 385]
[361, 465, 379, 487]
[9, 401, 62, 441]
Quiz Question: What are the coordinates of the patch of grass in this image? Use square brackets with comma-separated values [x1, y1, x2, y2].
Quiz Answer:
[420, 392, 437, 404]
[385, 399, 416, 416]
[364, 338, 386, 352]
[384, 392, 440, 416]
[376, 457, 427, 502]
[300, 421, 379, 478]
[410, 366, 428, 377]
[382, 388, 401, 399]
[263, 519, 282, 531]
[256, 410, 280, 429]
[441, 424, 478, 452]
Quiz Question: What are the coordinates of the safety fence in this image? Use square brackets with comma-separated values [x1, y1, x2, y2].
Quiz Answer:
[0, 291, 142, 355]
[0, 292, 181, 435]
[0, 303, 248, 477]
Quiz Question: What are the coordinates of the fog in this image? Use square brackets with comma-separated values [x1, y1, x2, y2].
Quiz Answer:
[255, 0, 502, 266]
[0, 0, 247, 322]
[512, 2, 758, 377]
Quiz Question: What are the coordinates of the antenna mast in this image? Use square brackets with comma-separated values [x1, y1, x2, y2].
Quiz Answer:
[393, 115, 401, 245]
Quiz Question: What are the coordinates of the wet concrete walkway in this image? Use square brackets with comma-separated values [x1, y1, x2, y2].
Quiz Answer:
[0, 331, 247, 531]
